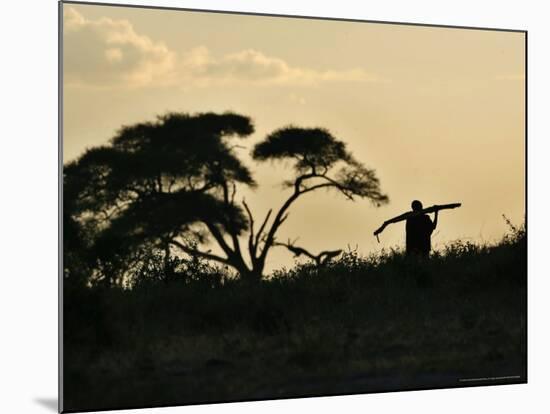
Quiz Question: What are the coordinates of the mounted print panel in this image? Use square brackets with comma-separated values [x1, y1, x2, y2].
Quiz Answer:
[60, 1, 526, 412]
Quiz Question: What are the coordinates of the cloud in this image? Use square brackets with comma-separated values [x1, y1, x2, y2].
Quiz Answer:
[63, 7, 384, 89]
[63, 7, 176, 88]
[179, 47, 383, 87]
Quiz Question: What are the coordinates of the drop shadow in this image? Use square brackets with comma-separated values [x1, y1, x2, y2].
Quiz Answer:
[34, 397, 58, 412]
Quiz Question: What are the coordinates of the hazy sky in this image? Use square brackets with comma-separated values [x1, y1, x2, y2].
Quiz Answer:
[62, 3, 525, 272]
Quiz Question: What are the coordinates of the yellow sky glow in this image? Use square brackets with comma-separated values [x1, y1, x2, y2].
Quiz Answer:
[63, 4, 525, 272]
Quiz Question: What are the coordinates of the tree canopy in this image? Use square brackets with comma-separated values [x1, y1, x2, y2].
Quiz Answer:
[253, 126, 388, 204]
[64, 112, 388, 285]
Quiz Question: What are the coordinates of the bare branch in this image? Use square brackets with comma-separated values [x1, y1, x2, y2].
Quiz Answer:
[256, 169, 360, 267]
[218, 181, 245, 258]
[222, 181, 229, 205]
[294, 172, 317, 193]
[308, 175, 355, 200]
[257, 191, 299, 266]
[170, 239, 229, 265]
[279, 212, 290, 226]
[230, 182, 237, 205]
[204, 222, 234, 258]
[274, 239, 317, 262]
[242, 199, 256, 259]
[274, 239, 342, 266]
[255, 209, 272, 250]
[318, 250, 343, 265]
[293, 170, 358, 201]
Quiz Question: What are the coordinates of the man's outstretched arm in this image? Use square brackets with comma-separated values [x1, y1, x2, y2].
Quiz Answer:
[373, 211, 413, 236]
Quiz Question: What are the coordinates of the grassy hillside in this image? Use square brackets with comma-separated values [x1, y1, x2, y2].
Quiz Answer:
[63, 223, 526, 412]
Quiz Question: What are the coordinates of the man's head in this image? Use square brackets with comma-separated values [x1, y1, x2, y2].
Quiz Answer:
[411, 200, 423, 211]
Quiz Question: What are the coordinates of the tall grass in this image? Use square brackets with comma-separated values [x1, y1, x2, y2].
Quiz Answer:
[63, 222, 526, 411]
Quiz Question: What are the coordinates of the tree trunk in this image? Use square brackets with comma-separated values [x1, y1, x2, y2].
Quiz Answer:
[240, 263, 264, 283]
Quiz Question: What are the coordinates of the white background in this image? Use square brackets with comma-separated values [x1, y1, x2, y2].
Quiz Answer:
[0, 0, 547, 413]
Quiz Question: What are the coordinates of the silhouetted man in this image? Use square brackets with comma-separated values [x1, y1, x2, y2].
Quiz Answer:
[406, 200, 438, 256]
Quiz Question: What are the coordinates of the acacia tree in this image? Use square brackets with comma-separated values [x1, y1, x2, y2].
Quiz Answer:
[64, 112, 388, 285]
[64, 112, 254, 285]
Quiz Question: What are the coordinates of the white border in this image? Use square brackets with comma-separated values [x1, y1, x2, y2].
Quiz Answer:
[1, 1, 548, 413]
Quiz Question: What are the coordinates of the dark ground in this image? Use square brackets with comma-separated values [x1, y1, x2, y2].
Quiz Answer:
[62, 228, 526, 412]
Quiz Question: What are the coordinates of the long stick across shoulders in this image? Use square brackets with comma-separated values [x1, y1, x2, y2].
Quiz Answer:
[373, 203, 461, 239]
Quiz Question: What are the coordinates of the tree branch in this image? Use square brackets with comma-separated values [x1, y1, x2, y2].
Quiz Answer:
[204, 222, 235, 259]
[230, 182, 237, 205]
[242, 199, 256, 260]
[222, 181, 230, 204]
[220, 181, 244, 260]
[293, 171, 355, 200]
[274, 239, 342, 266]
[169, 239, 229, 265]
[257, 173, 333, 266]
[301, 174, 355, 200]
[298, 182, 334, 196]
[254, 167, 367, 271]
[257, 191, 300, 266]
[255, 209, 272, 250]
